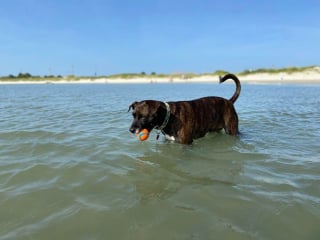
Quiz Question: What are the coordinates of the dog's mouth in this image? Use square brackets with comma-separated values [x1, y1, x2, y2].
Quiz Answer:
[134, 129, 140, 134]
[130, 127, 152, 135]
[130, 126, 154, 135]
[129, 127, 139, 134]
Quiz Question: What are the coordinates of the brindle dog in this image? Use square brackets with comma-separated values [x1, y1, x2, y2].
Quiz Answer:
[129, 73, 241, 144]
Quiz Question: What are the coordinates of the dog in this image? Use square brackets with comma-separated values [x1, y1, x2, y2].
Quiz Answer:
[128, 73, 241, 144]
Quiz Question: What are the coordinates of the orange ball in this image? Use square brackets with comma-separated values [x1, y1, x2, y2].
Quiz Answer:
[136, 129, 149, 141]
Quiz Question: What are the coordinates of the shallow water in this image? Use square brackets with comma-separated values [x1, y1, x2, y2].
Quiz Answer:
[0, 83, 319, 239]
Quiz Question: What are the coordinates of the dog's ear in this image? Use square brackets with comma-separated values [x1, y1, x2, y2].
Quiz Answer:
[128, 101, 138, 112]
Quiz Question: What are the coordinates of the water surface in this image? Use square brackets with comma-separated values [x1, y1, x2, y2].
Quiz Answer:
[0, 83, 319, 239]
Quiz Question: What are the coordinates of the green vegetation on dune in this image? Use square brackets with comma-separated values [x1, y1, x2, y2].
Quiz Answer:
[238, 65, 318, 76]
[0, 66, 319, 81]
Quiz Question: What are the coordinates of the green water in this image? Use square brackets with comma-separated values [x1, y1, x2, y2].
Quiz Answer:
[0, 83, 319, 239]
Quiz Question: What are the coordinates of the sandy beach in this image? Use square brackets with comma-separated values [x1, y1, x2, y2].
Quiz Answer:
[1, 67, 320, 85]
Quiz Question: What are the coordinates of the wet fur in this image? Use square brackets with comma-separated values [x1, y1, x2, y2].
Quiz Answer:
[129, 74, 241, 144]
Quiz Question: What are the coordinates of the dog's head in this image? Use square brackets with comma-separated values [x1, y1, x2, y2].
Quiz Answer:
[128, 100, 165, 134]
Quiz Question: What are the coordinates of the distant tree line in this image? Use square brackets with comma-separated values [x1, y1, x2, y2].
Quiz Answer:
[1, 73, 62, 79]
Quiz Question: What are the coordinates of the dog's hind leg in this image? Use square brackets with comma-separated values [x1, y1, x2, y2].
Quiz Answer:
[224, 115, 239, 135]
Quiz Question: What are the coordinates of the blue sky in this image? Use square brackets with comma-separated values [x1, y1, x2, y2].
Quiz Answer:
[0, 0, 319, 76]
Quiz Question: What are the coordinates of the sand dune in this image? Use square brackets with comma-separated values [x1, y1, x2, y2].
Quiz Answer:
[1, 67, 320, 84]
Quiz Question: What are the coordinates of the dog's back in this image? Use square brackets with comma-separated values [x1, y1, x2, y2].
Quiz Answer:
[167, 95, 238, 142]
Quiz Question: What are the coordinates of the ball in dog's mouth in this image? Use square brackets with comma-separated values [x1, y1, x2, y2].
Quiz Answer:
[135, 129, 149, 141]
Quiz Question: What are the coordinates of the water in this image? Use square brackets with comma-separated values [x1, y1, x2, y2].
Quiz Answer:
[0, 83, 319, 239]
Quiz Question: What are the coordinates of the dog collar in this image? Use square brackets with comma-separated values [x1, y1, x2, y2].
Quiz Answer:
[157, 102, 170, 131]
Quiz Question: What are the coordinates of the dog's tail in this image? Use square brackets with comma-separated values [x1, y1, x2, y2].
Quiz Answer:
[219, 73, 241, 104]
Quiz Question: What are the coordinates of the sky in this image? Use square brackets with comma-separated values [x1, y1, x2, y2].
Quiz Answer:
[0, 0, 319, 76]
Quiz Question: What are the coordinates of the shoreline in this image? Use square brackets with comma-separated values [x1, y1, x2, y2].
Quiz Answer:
[1, 72, 320, 85]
